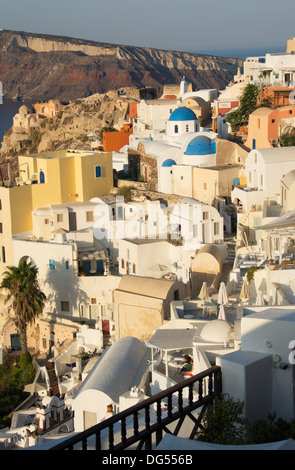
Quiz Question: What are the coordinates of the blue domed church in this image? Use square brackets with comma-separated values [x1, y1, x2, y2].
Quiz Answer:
[167, 106, 199, 136]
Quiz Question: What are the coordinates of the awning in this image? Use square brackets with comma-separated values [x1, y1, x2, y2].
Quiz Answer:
[145, 329, 199, 351]
[254, 210, 295, 230]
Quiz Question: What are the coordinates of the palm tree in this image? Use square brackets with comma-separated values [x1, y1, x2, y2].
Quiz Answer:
[1, 259, 46, 353]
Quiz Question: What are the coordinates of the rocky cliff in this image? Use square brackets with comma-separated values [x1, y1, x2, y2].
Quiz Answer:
[0, 30, 243, 101]
[0, 88, 139, 174]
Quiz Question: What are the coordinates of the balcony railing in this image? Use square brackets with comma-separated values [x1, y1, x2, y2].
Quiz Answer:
[49, 366, 222, 451]
[274, 259, 295, 270]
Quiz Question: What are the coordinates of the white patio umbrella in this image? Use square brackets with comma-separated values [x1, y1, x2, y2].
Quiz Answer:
[240, 279, 250, 302]
[24, 382, 47, 394]
[255, 290, 265, 306]
[218, 304, 227, 321]
[217, 282, 228, 306]
[198, 282, 209, 301]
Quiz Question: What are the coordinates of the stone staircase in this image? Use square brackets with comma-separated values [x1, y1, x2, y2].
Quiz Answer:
[226, 237, 236, 263]
[45, 362, 60, 396]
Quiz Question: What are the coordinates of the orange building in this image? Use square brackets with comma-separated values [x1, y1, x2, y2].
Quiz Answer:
[103, 123, 133, 152]
[33, 99, 63, 119]
[128, 102, 138, 121]
[245, 105, 295, 149]
[260, 86, 295, 108]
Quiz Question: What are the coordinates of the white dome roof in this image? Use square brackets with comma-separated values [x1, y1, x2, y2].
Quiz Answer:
[200, 319, 232, 343]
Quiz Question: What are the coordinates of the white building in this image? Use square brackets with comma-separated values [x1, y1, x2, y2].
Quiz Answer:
[12, 199, 122, 323]
[72, 336, 150, 431]
[240, 53, 295, 87]
[132, 98, 178, 140]
[231, 147, 295, 211]
[218, 306, 295, 423]
[117, 196, 225, 283]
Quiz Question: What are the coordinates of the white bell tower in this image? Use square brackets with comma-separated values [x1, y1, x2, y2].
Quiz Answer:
[179, 76, 188, 102]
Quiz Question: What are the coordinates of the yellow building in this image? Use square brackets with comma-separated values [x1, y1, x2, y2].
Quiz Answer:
[0, 149, 113, 276]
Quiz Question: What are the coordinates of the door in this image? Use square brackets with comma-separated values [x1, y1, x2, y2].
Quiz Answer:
[102, 319, 110, 335]
[83, 411, 97, 430]
[202, 223, 211, 244]
[69, 212, 77, 231]
[10, 334, 21, 351]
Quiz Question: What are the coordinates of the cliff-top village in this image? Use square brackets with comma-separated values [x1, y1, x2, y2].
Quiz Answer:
[1, 33, 295, 452]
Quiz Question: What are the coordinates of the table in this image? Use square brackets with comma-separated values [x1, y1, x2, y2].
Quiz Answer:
[203, 302, 217, 317]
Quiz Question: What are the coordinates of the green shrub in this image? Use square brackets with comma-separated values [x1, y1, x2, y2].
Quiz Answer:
[0, 353, 36, 429]
[195, 394, 248, 445]
[246, 265, 264, 283]
[248, 413, 295, 444]
[116, 186, 132, 203]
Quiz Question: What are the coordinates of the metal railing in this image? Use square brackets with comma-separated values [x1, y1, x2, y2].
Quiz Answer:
[49, 366, 222, 451]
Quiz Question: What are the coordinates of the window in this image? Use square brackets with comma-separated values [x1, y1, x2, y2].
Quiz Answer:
[272, 119, 275, 124]
[133, 264, 136, 274]
[203, 211, 209, 220]
[86, 211, 94, 222]
[1, 246, 5, 263]
[121, 259, 125, 269]
[127, 249, 130, 260]
[49, 259, 55, 270]
[61, 301, 70, 312]
[0, 199, 2, 210]
[0, 223, 2, 233]
[45, 218, 49, 225]
[186, 124, 189, 132]
[260, 174, 264, 186]
[57, 214, 63, 223]
[95, 165, 102, 178]
[65, 260, 69, 270]
[204, 183, 207, 190]
[91, 298, 96, 304]
[214, 222, 220, 236]
[174, 125, 178, 134]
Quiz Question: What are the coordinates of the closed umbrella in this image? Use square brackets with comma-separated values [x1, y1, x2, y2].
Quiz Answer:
[256, 290, 265, 306]
[198, 282, 209, 301]
[266, 236, 272, 260]
[218, 304, 227, 321]
[240, 279, 250, 301]
[217, 282, 228, 306]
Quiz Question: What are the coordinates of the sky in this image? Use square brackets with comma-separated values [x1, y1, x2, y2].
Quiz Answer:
[1, 0, 294, 56]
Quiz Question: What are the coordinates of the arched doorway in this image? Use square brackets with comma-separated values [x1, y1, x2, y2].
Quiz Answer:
[19, 255, 37, 267]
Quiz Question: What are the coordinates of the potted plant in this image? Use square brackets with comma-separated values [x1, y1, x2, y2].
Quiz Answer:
[107, 404, 113, 413]
[269, 259, 275, 270]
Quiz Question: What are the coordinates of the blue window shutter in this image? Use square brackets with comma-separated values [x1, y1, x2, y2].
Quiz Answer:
[49, 259, 55, 270]
[95, 165, 102, 178]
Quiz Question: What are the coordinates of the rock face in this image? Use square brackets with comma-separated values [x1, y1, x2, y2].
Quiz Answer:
[0, 88, 140, 179]
[0, 30, 243, 101]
